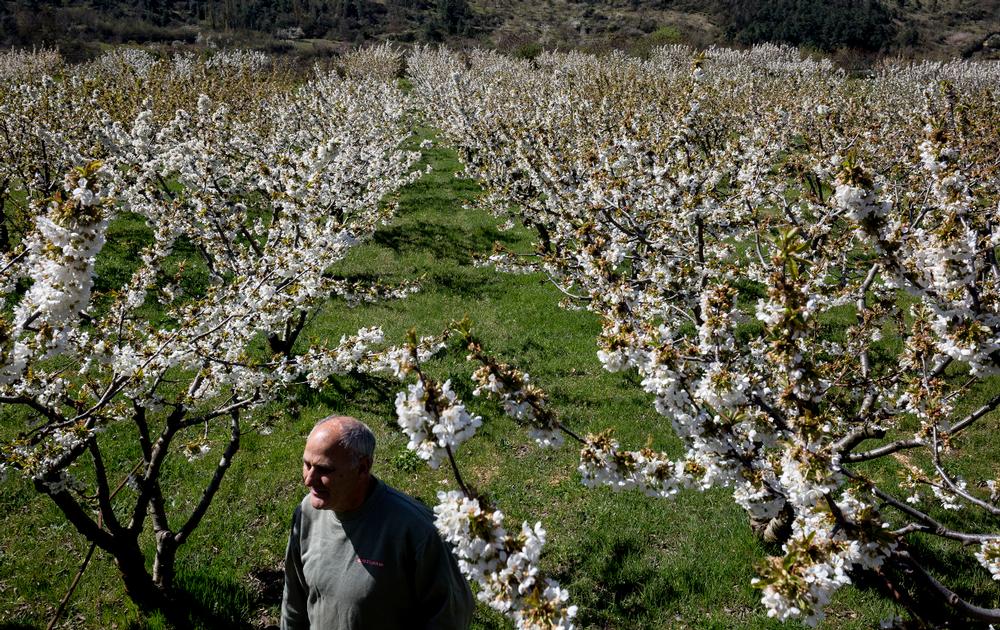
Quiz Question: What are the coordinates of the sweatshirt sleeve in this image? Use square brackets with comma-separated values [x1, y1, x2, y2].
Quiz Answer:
[281, 504, 309, 630]
[416, 530, 475, 630]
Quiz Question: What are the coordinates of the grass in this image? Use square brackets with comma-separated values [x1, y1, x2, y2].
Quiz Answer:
[0, 131, 903, 629]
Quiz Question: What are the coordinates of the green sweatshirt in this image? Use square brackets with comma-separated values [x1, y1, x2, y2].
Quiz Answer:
[281, 478, 474, 629]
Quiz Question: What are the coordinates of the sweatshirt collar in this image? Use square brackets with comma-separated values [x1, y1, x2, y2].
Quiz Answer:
[333, 476, 383, 522]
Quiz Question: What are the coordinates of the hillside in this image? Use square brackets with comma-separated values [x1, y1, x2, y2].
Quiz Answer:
[1, 0, 998, 61]
[482, 0, 1000, 59]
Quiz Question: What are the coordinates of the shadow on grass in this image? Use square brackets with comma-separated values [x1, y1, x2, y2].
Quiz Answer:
[292, 373, 396, 420]
[133, 564, 284, 630]
[427, 268, 505, 299]
[565, 535, 683, 628]
[902, 535, 1000, 610]
[398, 171, 481, 202]
[374, 221, 521, 265]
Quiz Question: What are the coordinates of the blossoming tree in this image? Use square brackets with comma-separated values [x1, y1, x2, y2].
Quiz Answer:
[408, 44, 1000, 626]
[0, 46, 421, 615]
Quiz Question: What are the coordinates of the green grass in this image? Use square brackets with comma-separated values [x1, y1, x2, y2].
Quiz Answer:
[0, 132, 902, 629]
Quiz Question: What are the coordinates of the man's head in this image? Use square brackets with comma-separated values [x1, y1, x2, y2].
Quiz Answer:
[302, 415, 376, 511]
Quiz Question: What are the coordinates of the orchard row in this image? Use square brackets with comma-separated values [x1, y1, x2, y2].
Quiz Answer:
[2, 44, 1000, 627]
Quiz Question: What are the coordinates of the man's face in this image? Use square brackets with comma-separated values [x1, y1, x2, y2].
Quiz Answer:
[302, 427, 370, 511]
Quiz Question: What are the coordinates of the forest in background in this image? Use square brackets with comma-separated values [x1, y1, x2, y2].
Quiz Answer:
[2, 0, 999, 62]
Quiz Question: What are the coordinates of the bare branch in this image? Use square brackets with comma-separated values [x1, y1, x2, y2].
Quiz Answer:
[174, 411, 241, 545]
[931, 427, 1000, 516]
[175, 395, 258, 430]
[128, 406, 185, 533]
[949, 393, 1000, 436]
[34, 476, 115, 551]
[0, 246, 28, 274]
[845, 468, 999, 544]
[542, 269, 588, 301]
[832, 425, 886, 456]
[88, 439, 124, 535]
[45, 541, 97, 630]
[895, 550, 1000, 623]
[842, 438, 924, 463]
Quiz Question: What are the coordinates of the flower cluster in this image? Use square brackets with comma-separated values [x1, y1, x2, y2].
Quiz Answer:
[464, 334, 564, 447]
[296, 327, 386, 388]
[388, 324, 577, 628]
[3, 163, 109, 385]
[753, 493, 896, 626]
[395, 379, 483, 469]
[371, 334, 449, 381]
[0, 47, 63, 82]
[434, 491, 577, 629]
[975, 540, 1000, 581]
[578, 432, 683, 499]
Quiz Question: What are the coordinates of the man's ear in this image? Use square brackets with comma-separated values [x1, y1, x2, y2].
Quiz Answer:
[358, 455, 373, 475]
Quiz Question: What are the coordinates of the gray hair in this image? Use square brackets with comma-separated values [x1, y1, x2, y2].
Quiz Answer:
[315, 415, 376, 468]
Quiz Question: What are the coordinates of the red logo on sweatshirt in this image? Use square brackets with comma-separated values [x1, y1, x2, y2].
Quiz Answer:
[357, 557, 384, 568]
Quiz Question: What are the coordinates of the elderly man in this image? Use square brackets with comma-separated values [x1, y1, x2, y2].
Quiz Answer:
[281, 415, 474, 630]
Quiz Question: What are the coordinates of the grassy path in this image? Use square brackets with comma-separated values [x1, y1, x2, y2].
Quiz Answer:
[0, 133, 895, 629]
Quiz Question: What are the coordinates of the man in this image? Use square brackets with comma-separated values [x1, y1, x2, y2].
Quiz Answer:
[281, 415, 474, 629]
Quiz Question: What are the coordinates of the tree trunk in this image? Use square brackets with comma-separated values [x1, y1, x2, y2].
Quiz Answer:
[749, 502, 794, 544]
[267, 310, 308, 357]
[152, 530, 179, 591]
[113, 542, 169, 612]
[115, 539, 195, 627]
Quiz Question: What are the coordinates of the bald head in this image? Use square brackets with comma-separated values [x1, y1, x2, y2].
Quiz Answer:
[310, 416, 376, 469]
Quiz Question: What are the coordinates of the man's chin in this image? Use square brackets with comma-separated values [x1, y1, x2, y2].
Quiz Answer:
[309, 492, 329, 510]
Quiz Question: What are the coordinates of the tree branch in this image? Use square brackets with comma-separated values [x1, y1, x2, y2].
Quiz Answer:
[895, 550, 1000, 623]
[88, 439, 124, 535]
[175, 395, 258, 430]
[1, 395, 65, 425]
[949, 393, 1000, 436]
[35, 476, 115, 551]
[842, 438, 923, 463]
[832, 425, 886, 456]
[845, 468, 999, 544]
[174, 410, 241, 545]
[931, 427, 1000, 516]
[128, 406, 185, 533]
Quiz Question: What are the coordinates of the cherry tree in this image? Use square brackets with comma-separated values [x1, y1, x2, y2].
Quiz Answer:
[408, 44, 1000, 626]
[0, 46, 421, 615]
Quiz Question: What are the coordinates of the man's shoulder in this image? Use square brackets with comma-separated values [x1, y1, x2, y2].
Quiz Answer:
[377, 480, 437, 533]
